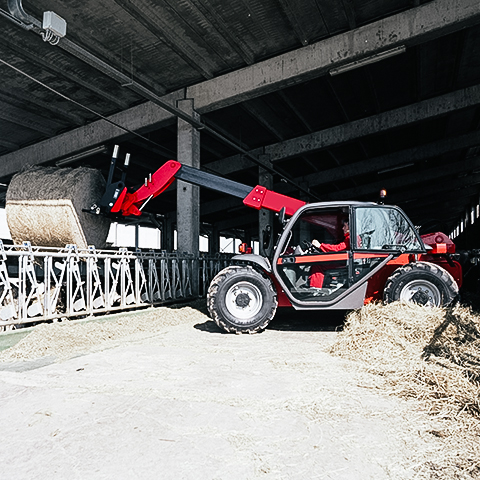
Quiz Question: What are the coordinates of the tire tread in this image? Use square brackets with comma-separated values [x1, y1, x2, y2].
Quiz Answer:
[207, 265, 277, 334]
[384, 261, 458, 306]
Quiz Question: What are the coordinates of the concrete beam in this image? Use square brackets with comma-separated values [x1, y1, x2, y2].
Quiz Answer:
[408, 197, 476, 222]
[306, 129, 480, 188]
[388, 172, 480, 205]
[0, 90, 184, 179]
[323, 155, 480, 201]
[0, 104, 63, 136]
[0, 89, 84, 125]
[1, 0, 479, 178]
[207, 85, 480, 176]
[187, 0, 480, 113]
[0, 38, 131, 110]
[272, 84, 480, 164]
[112, 0, 216, 79]
[399, 184, 480, 211]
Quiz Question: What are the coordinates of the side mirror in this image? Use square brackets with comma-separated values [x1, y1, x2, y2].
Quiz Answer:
[278, 207, 286, 227]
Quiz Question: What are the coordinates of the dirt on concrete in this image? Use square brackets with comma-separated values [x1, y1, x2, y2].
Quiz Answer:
[0, 302, 478, 479]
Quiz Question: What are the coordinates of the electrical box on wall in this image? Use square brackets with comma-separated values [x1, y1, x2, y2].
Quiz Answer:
[42, 11, 67, 38]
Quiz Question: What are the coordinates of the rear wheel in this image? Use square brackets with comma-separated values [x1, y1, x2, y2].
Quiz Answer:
[207, 265, 277, 334]
[384, 261, 458, 307]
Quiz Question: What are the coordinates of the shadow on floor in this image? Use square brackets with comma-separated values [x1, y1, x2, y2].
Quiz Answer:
[267, 308, 348, 332]
[194, 307, 349, 334]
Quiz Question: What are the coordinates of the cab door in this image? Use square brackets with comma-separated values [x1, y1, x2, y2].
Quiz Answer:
[273, 206, 353, 306]
[352, 205, 426, 296]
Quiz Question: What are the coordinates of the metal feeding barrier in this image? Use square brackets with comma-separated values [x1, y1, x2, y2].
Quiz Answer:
[0, 241, 232, 331]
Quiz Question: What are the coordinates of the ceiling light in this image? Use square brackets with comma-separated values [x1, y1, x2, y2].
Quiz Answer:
[56, 145, 108, 167]
[329, 46, 406, 76]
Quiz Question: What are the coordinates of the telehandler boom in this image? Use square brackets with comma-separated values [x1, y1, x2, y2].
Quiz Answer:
[90, 146, 464, 333]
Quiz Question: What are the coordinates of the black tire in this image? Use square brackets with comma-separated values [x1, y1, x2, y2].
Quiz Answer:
[207, 265, 277, 334]
[384, 261, 458, 307]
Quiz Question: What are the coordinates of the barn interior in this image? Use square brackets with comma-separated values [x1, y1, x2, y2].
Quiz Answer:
[0, 0, 479, 252]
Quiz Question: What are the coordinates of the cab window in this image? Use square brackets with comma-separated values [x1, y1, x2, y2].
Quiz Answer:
[355, 206, 423, 251]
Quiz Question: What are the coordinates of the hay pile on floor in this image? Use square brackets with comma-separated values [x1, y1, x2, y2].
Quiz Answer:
[0, 301, 208, 362]
[6, 166, 110, 249]
[330, 302, 480, 418]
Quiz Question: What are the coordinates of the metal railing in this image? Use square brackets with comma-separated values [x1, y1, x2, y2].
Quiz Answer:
[0, 241, 233, 330]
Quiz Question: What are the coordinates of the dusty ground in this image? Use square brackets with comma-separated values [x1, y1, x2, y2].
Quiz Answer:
[0, 303, 473, 479]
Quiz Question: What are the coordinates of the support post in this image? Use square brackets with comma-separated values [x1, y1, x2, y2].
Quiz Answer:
[177, 98, 200, 295]
[259, 155, 274, 257]
[210, 225, 220, 254]
[162, 215, 175, 252]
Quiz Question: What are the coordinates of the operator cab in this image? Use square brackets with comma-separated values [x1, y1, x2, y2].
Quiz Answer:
[273, 202, 425, 309]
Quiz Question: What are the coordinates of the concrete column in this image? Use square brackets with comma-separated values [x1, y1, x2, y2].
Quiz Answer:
[135, 224, 140, 249]
[177, 98, 200, 295]
[210, 225, 220, 254]
[259, 155, 274, 257]
[176, 98, 200, 255]
[162, 215, 175, 252]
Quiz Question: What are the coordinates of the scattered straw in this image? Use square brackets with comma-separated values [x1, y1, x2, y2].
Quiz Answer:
[330, 301, 480, 479]
[0, 300, 208, 362]
[330, 302, 480, 417]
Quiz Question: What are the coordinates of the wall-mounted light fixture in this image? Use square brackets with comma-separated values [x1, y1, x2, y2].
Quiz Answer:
[329, 45, 406, 76]
[55, 145, 108, 167]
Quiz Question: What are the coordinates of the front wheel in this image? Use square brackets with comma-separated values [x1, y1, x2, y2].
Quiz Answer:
[384, 261, 458, 307]
[207, 265, 277, 334]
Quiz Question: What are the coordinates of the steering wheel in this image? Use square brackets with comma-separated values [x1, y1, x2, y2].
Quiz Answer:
[302, 240, 322, 253]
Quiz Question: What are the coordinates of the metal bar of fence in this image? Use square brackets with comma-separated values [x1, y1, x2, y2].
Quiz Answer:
[0, 240, 233, 330]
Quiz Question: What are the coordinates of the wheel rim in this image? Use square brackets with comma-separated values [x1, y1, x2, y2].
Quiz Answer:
[225, 281, 263, 321]
[400, 280, 441, 307]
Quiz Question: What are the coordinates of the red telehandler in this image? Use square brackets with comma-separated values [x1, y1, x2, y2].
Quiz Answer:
[90, 147, 470, 333]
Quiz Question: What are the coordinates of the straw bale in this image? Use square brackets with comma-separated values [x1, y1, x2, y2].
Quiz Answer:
[330, 302, 480, 418]
[6, 166, 110, 249]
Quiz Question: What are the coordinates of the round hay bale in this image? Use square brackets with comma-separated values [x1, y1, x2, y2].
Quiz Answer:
[6, 166, 111, 249]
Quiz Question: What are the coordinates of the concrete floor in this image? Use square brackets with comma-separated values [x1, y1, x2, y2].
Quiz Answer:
[0, 307, 442, 479]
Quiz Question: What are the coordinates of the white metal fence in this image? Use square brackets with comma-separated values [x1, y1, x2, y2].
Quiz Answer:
[0, 241, 232, 330]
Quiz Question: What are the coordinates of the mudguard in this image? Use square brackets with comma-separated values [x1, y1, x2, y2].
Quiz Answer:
[232, 254, 272, 273]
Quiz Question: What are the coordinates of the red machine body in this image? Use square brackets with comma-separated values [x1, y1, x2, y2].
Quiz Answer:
[97, 150, 463, 322]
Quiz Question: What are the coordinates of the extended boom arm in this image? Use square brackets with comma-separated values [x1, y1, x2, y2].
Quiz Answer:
[97, 154, 306, 218]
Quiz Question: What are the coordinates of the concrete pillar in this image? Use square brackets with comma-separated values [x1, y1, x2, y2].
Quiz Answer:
[176, 98, 200, 255]
[162, 214, 175, 252]
[259, 155, 274, 257]
[135, 224, 140, 249]
[210, 225, 220, 254]
[297, 180, 310, 245]
[177, 98, 200, 295]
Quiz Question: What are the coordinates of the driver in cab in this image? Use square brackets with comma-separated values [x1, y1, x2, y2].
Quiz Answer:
[312, 219, 350, 253]
[309, 219, 350, 289]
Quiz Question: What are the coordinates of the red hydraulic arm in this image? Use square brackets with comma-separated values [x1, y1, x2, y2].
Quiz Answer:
[243, 185, 306, 216]
[112, 160, 182, 216]
[107, 159, 306, 217]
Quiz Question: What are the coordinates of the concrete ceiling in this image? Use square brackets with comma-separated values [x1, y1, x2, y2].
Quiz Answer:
[1, 0, 480, 242]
